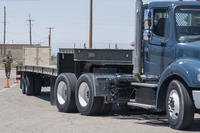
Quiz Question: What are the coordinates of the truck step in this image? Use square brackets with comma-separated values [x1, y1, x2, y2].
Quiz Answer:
[131, 82, 158, 88]
[128, 101, 157, 110]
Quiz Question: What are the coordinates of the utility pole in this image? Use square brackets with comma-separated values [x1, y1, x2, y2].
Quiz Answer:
[89, 0, 93, 48]
[48, 27, 54, 47]
[3, 6, 7, 56]
[27, 14, 34, 45]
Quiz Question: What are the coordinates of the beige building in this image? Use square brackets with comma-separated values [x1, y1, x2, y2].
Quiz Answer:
[0, 44, 51, 65]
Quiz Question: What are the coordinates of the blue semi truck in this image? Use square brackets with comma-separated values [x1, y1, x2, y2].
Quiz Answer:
[17, 0, 200, 130]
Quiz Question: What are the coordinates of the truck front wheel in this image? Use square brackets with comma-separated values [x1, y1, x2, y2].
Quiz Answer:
[75, 74, 104, 116]
[166, 80, 194, 130]
[55, 73, 77, 113]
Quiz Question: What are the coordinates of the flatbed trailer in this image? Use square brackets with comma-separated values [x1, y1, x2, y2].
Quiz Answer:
[17, 48, 133, 105]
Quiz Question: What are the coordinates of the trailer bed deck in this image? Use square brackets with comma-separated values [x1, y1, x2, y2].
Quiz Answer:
[17, 65, 57, 76]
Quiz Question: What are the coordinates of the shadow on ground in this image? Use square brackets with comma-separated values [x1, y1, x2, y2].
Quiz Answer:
[35, 90, 200, 131]
[112, 111, 200, 131]
[36, 91, 50, 102]
[111, 109, 169, 127]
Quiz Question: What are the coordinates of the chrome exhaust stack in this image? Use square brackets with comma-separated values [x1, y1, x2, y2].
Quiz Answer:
[132, 0, 143, 82]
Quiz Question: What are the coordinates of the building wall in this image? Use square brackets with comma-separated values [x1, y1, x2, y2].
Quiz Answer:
[0, 44, 50, 65]
[24, 47, 51, 66]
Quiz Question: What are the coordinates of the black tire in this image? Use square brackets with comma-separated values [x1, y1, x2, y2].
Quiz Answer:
[55, 73, 77, 113]
[34, 76, 42, 96]
[166, 80, 194, 130]
[75, 74, 104, 116]
[25, 74, 34, 96]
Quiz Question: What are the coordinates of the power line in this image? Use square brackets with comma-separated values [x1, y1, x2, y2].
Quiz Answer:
[27, 14, 34, 45]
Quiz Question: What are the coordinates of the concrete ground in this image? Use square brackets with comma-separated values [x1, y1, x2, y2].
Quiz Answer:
[0, 70, 200, 133]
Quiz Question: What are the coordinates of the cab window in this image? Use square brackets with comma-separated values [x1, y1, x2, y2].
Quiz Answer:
[153, 9, 168, 37]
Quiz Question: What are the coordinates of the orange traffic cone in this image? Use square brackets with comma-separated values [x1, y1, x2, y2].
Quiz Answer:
[5, 78, 10, 88]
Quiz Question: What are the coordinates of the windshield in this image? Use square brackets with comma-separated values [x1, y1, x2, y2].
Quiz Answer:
[175, 7, 200, 43]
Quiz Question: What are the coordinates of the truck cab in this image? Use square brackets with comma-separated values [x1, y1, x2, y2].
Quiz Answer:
[144, 1, 200, 77]
[141, 1, 200, 130]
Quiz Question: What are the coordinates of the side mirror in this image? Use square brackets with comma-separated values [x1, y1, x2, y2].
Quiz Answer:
[143, 30, 152, 41]
[144, 9, 152, 29]
[143, 9, 152, 41]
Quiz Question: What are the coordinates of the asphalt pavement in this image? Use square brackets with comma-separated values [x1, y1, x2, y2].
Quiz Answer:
[0, 69, 200, 133]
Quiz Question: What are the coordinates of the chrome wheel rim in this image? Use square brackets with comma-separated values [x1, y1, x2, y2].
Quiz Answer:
[168, 89, 180, 120]
[78, 82, 90, 107]
[57, 81, 68, 105]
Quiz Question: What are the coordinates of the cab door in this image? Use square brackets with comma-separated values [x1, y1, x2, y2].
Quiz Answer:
[144, 8, 174, 76]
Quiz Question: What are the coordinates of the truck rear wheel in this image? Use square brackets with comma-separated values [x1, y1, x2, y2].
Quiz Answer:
[166, 80, 194, 130]
[75, 74, 104, 116]
[55, 73, 77, 113]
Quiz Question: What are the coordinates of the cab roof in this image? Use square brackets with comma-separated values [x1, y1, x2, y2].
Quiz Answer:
[148, 1, 200, 8]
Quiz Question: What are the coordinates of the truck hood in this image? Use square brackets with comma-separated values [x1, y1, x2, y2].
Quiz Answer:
[177, 41, 200, 60]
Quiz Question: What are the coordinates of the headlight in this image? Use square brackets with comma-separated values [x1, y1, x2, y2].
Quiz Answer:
[197, 73, 200, 82]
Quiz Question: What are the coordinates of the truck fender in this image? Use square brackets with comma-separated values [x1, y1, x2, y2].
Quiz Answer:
[86, 73, 133, 97]
[156, 59, 200, 109]
[85, 73, 116, 97]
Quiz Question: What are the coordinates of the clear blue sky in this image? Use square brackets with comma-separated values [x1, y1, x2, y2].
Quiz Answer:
[0, 0, 181, 54]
